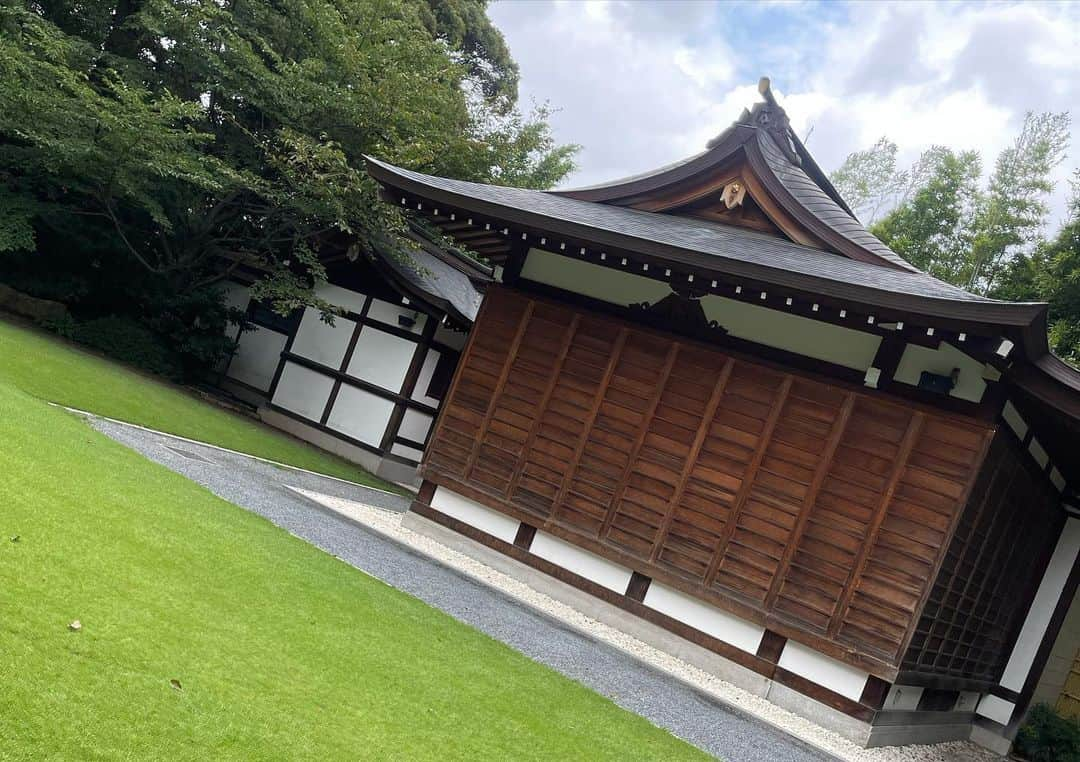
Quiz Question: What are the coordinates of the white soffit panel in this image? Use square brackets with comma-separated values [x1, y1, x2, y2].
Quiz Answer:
[778, 641, 869, 702]
[999, 518, 1080, 691]
[643, 582, 764, 654]
[431, 487, 520, 545]
[530, 531, 632, 593]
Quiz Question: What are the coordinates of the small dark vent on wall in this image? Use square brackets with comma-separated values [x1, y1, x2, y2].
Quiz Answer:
[918, 368, 959, 395]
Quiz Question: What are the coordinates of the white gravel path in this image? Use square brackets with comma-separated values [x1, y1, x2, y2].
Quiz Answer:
[292, 487, 999, 762]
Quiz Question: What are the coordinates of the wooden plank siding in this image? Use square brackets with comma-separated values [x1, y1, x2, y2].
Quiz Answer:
[899, 431, 1064, 688]
[423, 287, 994, 677]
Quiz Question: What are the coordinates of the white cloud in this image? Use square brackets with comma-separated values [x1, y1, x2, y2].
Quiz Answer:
[489, 0, 1080, 226]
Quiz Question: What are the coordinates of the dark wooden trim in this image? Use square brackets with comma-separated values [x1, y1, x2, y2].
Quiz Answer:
[892, 670, 997, 694]
[756, 629, 787, 664]
[321, 297, 371, 426]
[417, 479, 437, 505]
[625, 571, 652, 602]
[513, 522, 537, 551]
[380, 312, 439, 452]
[860, 676, 891, 711]
[869, 331, 909, 391]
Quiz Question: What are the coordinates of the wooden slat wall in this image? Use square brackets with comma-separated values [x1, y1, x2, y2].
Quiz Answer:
[900, 431, 1064, 684]
[425, 288, 993, 673]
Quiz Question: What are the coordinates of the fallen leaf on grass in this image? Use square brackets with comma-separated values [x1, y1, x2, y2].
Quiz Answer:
[10, 536, 18, 543]
[170, 679, 182, 691]
[68, 620, 82, 632]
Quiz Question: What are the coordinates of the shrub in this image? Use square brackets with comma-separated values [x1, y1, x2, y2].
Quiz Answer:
[1014, 703, 1080, 762]
[73, 316, 183, 380]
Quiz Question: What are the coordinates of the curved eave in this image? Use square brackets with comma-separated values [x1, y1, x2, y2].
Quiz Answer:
[552, 125, 756, 202]
[365, 157, 1045, 331]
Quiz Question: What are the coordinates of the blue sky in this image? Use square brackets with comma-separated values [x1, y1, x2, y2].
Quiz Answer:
[489, 0, 1080, 226]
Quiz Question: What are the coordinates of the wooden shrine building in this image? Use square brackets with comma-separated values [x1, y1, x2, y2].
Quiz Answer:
[366, 80, 1080, 750]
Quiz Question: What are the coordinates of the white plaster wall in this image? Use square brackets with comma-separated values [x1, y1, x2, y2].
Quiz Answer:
[699, 295, 880, 371]
[227, 327, 287, 391]
[521, 247, 671, 306]
[326, 384, 395, 447]
[315, 282, 367, 314]
[643, 582, 764, 654]
[884, 685, 924, 711]
[367, 296, 426, 334]
[411, 348, 443, 407]
[778, 641, 870, 702]
[530, 531, 633, 593]
[346, 327, 415, 392]
[431, 487, 520, 544]
[291, 308, 355, 369]
[975, 694, 1015, 726]
[1000, 518, 1080, 692]
[272, 361, 334, 421]
[398, 408, 433, 444]
[520, 247, 881, 371]
[894, 341, 986, 403]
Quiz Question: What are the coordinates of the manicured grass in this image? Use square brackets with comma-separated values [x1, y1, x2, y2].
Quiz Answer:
[0, 318, 396, 489]
[0, 383, 706, 760]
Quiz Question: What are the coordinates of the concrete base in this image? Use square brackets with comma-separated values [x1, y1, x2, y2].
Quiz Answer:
[403, 509, 878, 745]
[866, 710, 977, 747]
[258, 407, 420, 487]
[969, 721, 1013, 756]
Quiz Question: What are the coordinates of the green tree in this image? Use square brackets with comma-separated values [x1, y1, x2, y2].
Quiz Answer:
[967, 111, 1070, 293]
[829, 137, 908, 224]
[0, 0, 576, 375]
[870, 147, 981, 283]
[995, 172, 1080, 367]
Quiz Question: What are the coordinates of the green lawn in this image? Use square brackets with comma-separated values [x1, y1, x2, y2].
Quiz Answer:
[0, 380, 705, 759]
[0, 318, 397, 489]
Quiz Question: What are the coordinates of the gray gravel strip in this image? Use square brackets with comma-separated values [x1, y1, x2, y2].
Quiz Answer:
[89, 414, 834, 762]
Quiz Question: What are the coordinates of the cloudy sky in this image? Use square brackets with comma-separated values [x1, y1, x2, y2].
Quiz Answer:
[489, 0, 1080, 226]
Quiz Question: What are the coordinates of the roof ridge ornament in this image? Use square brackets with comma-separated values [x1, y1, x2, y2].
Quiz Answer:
[716, 76, 802, 166]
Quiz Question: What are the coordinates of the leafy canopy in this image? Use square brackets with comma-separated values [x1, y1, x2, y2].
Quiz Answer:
[0, 0, 576, 376]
